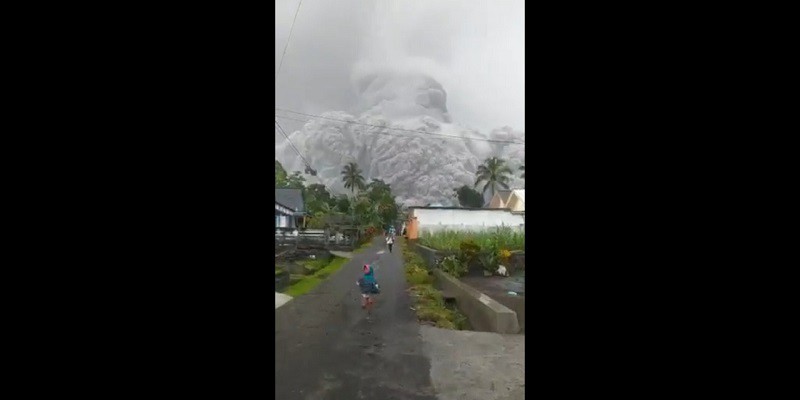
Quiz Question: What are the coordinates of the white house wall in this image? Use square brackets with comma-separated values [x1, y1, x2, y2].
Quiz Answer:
[413, 209, 524, 234]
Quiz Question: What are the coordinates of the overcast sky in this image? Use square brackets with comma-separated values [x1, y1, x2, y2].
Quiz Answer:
[275, 0, 525, 134]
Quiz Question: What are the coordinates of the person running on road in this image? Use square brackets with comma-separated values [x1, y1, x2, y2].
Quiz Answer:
[386, 235, 394, 253]
[357, 264, 379, 309]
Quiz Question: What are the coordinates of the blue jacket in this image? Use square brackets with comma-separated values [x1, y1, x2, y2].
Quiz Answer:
[358, 268, 378, 292]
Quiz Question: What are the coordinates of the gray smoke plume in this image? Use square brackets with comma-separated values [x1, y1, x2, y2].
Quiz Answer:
[275, 0, 525, 206]
[276, 65, 524, 206]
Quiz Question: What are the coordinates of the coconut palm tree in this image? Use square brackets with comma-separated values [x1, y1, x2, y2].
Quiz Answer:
[519, 165, 525, 179]
[341, 162, 366, 196]
[474, 157, 513, 199]
[341, 162, 366, 227]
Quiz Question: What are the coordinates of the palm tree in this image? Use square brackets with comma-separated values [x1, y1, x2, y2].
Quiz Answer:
[341, 162, 366, 227]
[341, 162, 366, 196]
[474, 157, 513, 200]
[519, 165, 525, 179]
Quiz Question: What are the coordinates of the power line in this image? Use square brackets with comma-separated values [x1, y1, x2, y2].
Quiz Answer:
[275, 108, 525, 146]
[276, 114, 418, 140]
[275, 120, 317, 176]
[276, 0, 303, 82]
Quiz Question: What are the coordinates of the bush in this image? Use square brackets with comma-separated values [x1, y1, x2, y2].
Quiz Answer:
[459, 240, 481, 263]
[419, 228, 524, 252]
[401, 238, 469, 330]
[478, 250, 499, 274]
[300, 258, 328, 273]
[438, 255, 468, 278]
[282, 256, 347, 297]
[407, 264, 433, 285]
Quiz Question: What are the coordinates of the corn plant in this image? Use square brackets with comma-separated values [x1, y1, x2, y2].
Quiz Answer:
[419, 227, 524, 252]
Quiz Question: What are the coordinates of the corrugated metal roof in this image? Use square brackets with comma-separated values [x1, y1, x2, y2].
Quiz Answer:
[275, 188, 305, 213]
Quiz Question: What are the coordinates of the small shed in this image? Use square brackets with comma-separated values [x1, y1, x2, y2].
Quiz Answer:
[275, 188, 306, 229]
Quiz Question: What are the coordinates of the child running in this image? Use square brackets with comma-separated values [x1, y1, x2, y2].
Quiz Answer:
[356, 264, 380, 309]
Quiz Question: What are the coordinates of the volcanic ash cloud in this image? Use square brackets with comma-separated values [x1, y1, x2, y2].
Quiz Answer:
[276, 69, 524, 206]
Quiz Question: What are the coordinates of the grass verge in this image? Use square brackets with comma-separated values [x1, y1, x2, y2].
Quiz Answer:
[354, 239, 374, 254]
[298, 257, 329, 274]
[282, 256, 348, 297]
[401, 239, 468, 330]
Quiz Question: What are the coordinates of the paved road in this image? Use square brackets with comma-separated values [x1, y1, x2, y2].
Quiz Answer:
[275, 237, 438, 400]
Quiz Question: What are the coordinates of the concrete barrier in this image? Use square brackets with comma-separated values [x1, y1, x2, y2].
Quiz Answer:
[493, 295, 525, 333]
[414, 244, 453, 270]
[433, 270, 520, 334]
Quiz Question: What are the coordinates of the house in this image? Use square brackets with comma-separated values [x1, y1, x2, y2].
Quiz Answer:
[405, 206, 524, 239]
[275, 188, 306, 229]
[486, 190, 513, 208]
[486, 189, 525, 212]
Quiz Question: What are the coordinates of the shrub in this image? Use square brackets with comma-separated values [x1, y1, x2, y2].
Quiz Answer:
[459, 240, 481, 266]
[401, 237, 468, 330]
[439, 255, 468, 278]
[419, 227, 524, 252]
[407, 264, 433, 285]
[478, 250, 499, 274]
[282, 256, 347, 297]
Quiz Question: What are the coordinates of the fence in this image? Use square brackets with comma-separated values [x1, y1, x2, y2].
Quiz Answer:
[275, 228, 361, 251]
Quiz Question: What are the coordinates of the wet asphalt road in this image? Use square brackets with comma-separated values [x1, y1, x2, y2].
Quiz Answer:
[275, 237, 438, 400]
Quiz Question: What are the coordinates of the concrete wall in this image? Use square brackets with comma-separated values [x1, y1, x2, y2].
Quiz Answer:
[415, 244, 484, 276]
[412, 208, 524, 234]
[493, 295, 525, 333]
[434, 270, 520, 334]
[415, 244, 453, 270]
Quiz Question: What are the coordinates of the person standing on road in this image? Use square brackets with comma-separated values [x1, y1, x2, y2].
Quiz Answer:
[386, 235, 394, 253]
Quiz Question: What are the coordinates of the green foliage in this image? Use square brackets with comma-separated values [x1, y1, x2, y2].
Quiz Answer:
[334, 195, 351, 213]
[304, 183, 335, 214]
[474, 157, 513, 198]
[453, 185, 485, 208]
[478, 248, 499, 273]
[275, 160, 400, 234]
[275, 160, 306, 189]
[341, 162, 366, 195]
[354, 240, 373, 253]
[406, 262, 433, 285]
[282, 256, 347, 297]
[299, 258, 329, 273]
[366, 179, 392, 199]
[419, 228, 525, 252]
[275, 160, 288, 186]
[285, 171, 306, 189]
[401, 239, 468, 330]
[439, 255, 468, 278]
[459, 240, 482, 266]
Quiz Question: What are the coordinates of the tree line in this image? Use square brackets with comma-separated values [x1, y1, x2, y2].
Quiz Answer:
[276, 156, 524, 226]
[276, 160, 402, 230]
[454, 157, 524, 208]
